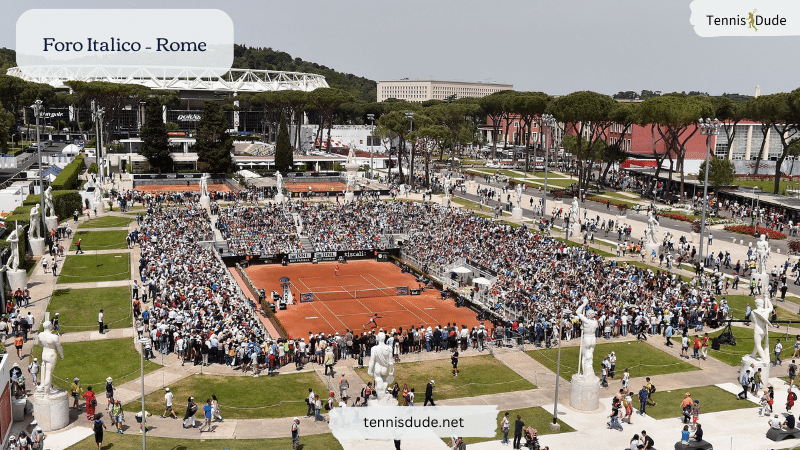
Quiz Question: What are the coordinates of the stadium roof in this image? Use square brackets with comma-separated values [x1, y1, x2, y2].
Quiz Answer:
[6, 66, 329, 93]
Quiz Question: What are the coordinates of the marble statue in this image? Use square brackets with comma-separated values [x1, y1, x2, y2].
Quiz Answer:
[514, 184, 523, 209]
[29, 204, 41, 240]
[4, 222, 21, 272]
[645, 210, 660, 245]
[443, 177, 451, 198]
[756, 234, 769, 275]
[199, 173, 209, 197]
[36, 320, 64, 398]
[750, 295, 773, 362]
[93, 184, 103, 205]
[275, 171, 283, 192]
[568, 196, 579, 224]
[367, 331, 394, 401]
[44, 186, 55, 217]
[575, 297, 598, 379]
[85, 176, 94, 190]
[347, 144, 357, 166]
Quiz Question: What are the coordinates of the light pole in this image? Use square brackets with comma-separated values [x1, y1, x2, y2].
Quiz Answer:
[405, 112, 414, 184]
[139, 337, 149, 450]
[542, 114, 556, 220]
[551, 312, 564, 431]
[698, 118, 720, 268]
[367, 113, 375, 179]
[31, 100, 46, 235]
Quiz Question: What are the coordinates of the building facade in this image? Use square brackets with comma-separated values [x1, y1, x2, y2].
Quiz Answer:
[377, 80, 512, 102]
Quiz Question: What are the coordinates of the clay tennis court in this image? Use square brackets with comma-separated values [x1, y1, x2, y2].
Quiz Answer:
[135, 184, 231, 193]
[244, 260, 480, 337]
[284, 181, 347, 193]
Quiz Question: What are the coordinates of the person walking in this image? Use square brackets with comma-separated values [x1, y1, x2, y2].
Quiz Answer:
[212, 394, 223, 422]
[110, 400, 124, 434]
[70, 378, 83, 410]
[513, 415, 524, 449]
[339, 374, 349, 402]
[28, 358, 39, 387]
[739, 370, 751, 399]
[424, 380, 436, 406]
[97, 310, 104, 334]
[637, 385, 649, 415]
[199, 398, 214, 433]
[775, 339, 784, 367]
[82, 387, 97, 422]
[500, 411, 510, 445]
[305, 388, 315, 417]
[162, 387, 177, 419]
[183, 397, 198, 428]
[75, 238, 84, 254]
[92, 415, 106, 450]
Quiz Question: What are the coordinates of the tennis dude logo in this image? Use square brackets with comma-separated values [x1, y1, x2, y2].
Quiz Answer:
[690, 0, 796, 36]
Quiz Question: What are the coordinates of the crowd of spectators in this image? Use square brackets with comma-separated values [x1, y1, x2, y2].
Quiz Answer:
[216, 204, 301, 255]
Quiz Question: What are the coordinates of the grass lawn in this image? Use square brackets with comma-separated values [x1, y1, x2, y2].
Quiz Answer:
[686, 325, 795, 367]
[724, 295, 800, 322]
[78, 215, 134, 229]
[59, 253, 131, 283]
[46, 286, 131, 332]
[635, 385, 752, 419]
[123, 372, 329, 420]
[453, 406, 574, 445]
[527, 341, 698, 381]
[597, 191, 641, 201]
[69, 230, 128, 250]
[451, 197, 490, 213]
[31, 339, 160, 391]
[66, 432, 344, 450]
[355, 354, 535, 402]
[735, 179, 795, 195]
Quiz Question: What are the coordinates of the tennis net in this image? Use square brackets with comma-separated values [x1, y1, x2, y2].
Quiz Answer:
[307, 287, 399, 302]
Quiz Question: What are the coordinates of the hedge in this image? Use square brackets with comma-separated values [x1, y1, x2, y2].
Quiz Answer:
[51, 155, 84, 190]
[22, 191, 82, 224]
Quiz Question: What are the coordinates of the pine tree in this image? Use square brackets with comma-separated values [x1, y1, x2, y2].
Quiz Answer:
[138, 100, 172, 173]
[195, 101, 233, 174]
[274, 113, 293, 173]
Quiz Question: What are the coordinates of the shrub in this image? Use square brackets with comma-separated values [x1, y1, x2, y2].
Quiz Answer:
[617, 204, 628, 214]
[691, 220, 702, 233]
[51, 155, 85, 190]
[22, 192, 82, 224]
[87, 163, 98, 174]
[789, 239, 800, 255]
[552, 190, 564, 201]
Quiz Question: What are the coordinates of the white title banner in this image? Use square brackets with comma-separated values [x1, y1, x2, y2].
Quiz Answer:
[690, 0, 799, 36]
[328, 405, 499, 440]
[16, 9, 233, 77]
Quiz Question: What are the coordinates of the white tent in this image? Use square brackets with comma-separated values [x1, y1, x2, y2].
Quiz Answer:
[472, 277, 492, 285]
[61, 144, 81, 155]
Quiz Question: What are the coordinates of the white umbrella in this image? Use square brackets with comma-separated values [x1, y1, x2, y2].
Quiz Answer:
[452, 266, 471, 274]
[472, 277, 492, 286]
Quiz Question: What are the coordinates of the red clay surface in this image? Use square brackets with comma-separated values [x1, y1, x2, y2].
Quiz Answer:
[285, 182, 347, 193]
[244, 260, 480, 337]
[135, 184, 231, 193]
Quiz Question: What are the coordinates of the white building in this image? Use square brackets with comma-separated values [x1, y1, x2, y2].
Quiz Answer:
[377, 79, 512, 102]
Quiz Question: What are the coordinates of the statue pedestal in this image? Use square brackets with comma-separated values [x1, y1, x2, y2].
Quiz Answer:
[93, 200, 105, 214]
[30, 238, 45, 257]
[7, 269, 27, 291]
[199, 195, 211, 211]
[31, 391, 69, 432]
[569, 222, 580, 238]
[511, 207, 523, 220]
[344, 191, 355, 203]
[740, 355, 770, 386]
[11, 398, 25, 422]
[644, 242, 661, 258]
[570, 374, 600, 411]
[274, 194, 286, 204]
[45, 216, 58, 234]
[442, 196, 450, 207]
